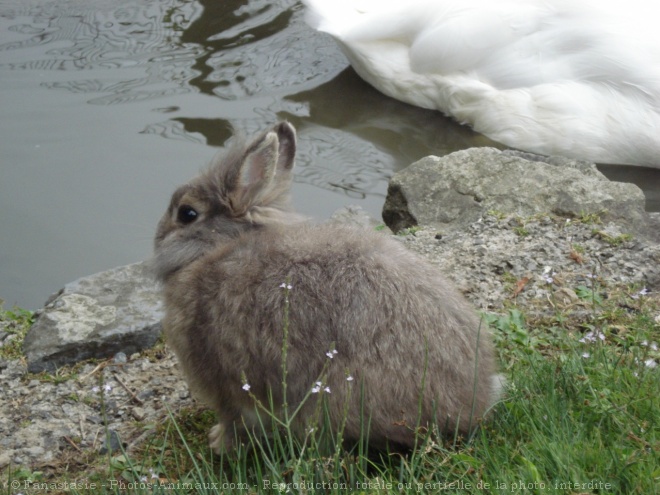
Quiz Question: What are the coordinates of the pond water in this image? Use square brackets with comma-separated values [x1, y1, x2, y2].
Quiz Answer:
[1, 0, 659, 309]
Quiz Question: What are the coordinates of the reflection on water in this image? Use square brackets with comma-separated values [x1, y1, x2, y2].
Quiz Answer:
[2, 0, 205, 101]
[141, 117, 234, 146]
[181, 0, 339, 100]
[598, 165, 660, 212]
[0, 0, 658, 308]
[281, 68, 506, 199]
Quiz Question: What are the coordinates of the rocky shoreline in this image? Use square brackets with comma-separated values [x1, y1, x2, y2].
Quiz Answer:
[1, 148, 659, 472]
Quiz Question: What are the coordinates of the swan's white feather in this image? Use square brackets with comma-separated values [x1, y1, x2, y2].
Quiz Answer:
[302, 0, 660, 166]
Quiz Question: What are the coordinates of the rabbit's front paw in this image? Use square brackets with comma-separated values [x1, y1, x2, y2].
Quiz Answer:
[208, 422, 232, 453]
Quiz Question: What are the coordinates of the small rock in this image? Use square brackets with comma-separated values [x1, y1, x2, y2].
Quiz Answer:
[137, 389, 155, 401]
[99, 430, 123, 455]
[131, 407, 147, 421]
[25, 446, 46, 457]
[113, 352, 128, 364]
[23, 262, 164, 373]
[87, 415, 103, 425]
[555, 288, 580, 306]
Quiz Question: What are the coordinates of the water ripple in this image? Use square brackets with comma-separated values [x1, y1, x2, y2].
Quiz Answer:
[295, 128, 392, 199]
[185, 0, 345, 100]
[140, 119, 207, 145]
[1, 0, 205, 104]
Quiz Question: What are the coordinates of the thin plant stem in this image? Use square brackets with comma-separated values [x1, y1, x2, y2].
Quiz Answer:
[467, 316, 484, 436]
[281, 277, 291, 419]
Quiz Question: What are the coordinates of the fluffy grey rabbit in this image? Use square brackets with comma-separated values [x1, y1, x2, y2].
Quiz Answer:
[153, 122, 502, 452]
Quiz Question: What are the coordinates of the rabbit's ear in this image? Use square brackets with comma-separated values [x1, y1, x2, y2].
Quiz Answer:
[228, 122, 296, 213]
[272, 121, 296, 176]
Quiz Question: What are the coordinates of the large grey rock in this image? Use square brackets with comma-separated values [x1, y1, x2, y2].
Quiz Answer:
[24, 262, 163, 373]
[382, 148, 650, 234]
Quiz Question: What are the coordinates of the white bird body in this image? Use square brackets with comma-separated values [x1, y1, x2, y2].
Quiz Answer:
[302, 0, 660, 167]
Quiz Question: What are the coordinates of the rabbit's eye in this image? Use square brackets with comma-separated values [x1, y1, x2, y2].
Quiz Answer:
[177, 205, 198, 224]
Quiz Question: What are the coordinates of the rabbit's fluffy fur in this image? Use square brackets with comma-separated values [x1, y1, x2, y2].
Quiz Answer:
[153, 122, 501, 452]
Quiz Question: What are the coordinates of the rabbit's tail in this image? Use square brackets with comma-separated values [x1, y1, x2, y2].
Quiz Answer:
[490, 373, 506, 404]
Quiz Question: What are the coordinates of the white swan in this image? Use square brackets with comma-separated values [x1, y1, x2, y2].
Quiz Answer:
[302, 0, 660, 168]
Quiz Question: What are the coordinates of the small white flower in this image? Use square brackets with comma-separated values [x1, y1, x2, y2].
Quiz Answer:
[150, 469, 159, 480]
[579, 331, 605, 344]
[92, 386, 100, 393]
[104, 384, 112, 392]
[346, 375, 354, 382]
[644, 359, 657, 369]
[242, 383, 251, 391]
[582, 352, 590, 359]
[541, 266, 556, 284]
[279, 282, 293, 290]
[651, 342, 658, 351]
[632, 287, 649, 299]
[140, 476, 147, 483]
[326, 349, 338, 359]
[312, 381, 331, 394]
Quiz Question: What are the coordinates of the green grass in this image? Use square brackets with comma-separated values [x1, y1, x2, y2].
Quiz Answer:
[592, 230, 634, 247]
[62, 328, 657, 495]
[0, 304, 33, 360]
[1, 277, 658, 494]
